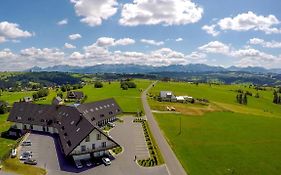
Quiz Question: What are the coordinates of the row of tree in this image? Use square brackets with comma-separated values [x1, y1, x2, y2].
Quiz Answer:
[60, 84, 83, 92]
[32, 88, 49, 100]
[236, 93, 248, 105]
[120, 81, 137, 90]
[273, 90, 281, 104]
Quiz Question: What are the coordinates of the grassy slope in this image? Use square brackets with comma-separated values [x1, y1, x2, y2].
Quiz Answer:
[83, 79, 152, 112]
[149, 82, 281, 117]
[155, 112, 281, 175]
[0, 113, 15, 159]
[149, 81, 281, 175]
[3, 158, 46, 175]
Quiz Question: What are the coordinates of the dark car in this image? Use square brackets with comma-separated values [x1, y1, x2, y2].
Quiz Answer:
[24, 159, 37, 165]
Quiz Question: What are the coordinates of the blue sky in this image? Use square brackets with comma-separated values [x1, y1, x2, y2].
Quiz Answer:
[0, 0, 281, 71]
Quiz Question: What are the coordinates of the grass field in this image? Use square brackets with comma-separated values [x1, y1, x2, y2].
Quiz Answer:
[82, 79, 152, 112]
[149, 81, 281, 175]
[0, 113, 15, 159]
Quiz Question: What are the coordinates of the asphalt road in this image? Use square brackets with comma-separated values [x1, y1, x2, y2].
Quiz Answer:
[142, 81, 187, 175]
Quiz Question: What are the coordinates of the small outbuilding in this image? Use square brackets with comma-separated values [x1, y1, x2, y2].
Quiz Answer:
[67, 91, 84, 100]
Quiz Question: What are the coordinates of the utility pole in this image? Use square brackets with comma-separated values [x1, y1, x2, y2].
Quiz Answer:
[179, 115, 182, 135]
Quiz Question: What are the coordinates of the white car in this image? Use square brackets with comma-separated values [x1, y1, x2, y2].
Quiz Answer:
[102, 157, 111, 166]
[108, 122, 115, 127]
[20, 151, 32, 160]
[11, 149, 17, 158]
[21, 140, 32, 146]
[75, 160, 83, 169]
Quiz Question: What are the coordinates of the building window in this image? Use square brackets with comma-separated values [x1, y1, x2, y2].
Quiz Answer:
[30, 125, 33, 130]
[100, 114, 105, 117]
[81, 145, 86, 152]
[97, 133, 101, 140]
[109, 111, 113, 115]
[85, 135, 90, 142]
[92, 144, 95, 149]
[102, 142, 106, 148]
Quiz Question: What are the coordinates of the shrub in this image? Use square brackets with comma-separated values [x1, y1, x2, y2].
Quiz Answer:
[94, 81, 103, 88]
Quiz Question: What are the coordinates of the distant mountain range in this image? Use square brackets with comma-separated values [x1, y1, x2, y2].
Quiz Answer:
[28, 64, 281, 74]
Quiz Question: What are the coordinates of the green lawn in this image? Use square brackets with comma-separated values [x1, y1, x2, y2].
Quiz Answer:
[149, 82, 281, 117]
[149, 81, 281, 175]
[155, 112, 281, 175]
[82, 79, 152, 112]
[0, 113, 16, 159]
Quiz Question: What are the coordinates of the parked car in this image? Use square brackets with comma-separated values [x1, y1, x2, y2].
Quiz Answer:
[102, 157, 111, 166]
[11, 149, 17, 158]
[19, 151, 32, 160]
[85, 159, 92, 167]
[21, 140, 32, 146]
[75, 160, 83, 169]
[108, 122, 115, 127]
[24, 158, 37, 165]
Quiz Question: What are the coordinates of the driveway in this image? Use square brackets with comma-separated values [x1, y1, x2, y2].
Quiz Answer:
[142, 81, 187, 175]
[16, 116, 169, 175]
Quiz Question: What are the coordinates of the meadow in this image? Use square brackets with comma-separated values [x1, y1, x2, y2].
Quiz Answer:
[149, 81, 281, 175]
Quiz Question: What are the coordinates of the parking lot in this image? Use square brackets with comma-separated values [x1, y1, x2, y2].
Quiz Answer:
[17, 116, 169, 175]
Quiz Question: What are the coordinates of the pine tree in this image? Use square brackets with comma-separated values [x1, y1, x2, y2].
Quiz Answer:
[243, 94, 247, 105]
[273, 91, 278, 104]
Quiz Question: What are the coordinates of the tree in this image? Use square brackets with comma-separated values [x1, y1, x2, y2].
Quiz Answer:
[57, 91, 63, 98]
[94, 81, 103, 88]
[121, 84, 128, 90]
[273, 90, 278, 104]
[61, 85, 67, 92]
[243, 94, 248, 105]
[0, 102, 8, 114]
[279, 87, 281, 93]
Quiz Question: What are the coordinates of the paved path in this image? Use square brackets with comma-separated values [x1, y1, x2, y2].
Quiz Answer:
[142, 81, 187, 175]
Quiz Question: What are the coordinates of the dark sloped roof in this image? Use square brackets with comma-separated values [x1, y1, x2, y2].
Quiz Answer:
[77, 98, 122, 125]
[54, 106, 95, 155]
[8, 102, 57, 127]
[7, 98, 121, 156]
[67, 91, 84, 99]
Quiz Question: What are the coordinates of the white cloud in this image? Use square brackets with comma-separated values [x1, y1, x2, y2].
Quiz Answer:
[218, 11, 281, 34]
[140, 39, 164, 46]
[95, 37, 135, 47]
[249, 38, 281, 48]
[198, 41, 231, 55]
[0, 48, 16, 58]
[119, 0, 203, 26]
[198, 40, 281, 68]
[69, 33, 82, 40]
[20, 47, 65, 61]
[233, 48, 280, 67]
[70, 0, 118, 26]
[70, 52, 84, 59]
[0, 21, 33, 43]
[176, 38, 183, 42]
[202, 24, 220, 36]
[64, 43, 76, 49]
[0, 36, 6, 43]
[57, 19, 68, 25]
[114, 38, 135, 46]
